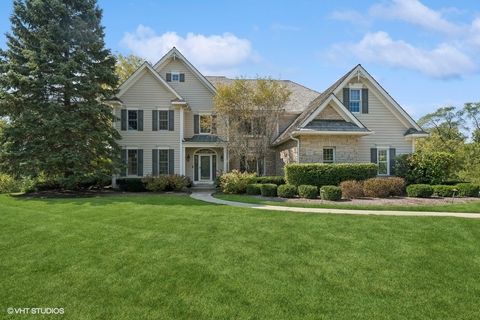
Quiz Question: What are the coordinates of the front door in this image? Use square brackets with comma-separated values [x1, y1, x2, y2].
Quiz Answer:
[199, 155, 211, 182]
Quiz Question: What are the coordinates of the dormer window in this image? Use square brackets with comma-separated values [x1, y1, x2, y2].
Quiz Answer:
[166, 72, 185, 82]
[349, 89, 361, 113]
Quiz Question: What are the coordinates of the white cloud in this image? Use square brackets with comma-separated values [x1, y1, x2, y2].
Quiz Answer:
[346, 31, 475, 78]
[329, 9, 371, 28]
[469, 18, 480, 47]
[370, 0, 461, 35]
[121, 25, 256, 75]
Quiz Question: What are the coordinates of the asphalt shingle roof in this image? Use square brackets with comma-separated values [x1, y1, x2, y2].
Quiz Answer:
[303, 120, 369, 132]
[184, 135, 225, 143]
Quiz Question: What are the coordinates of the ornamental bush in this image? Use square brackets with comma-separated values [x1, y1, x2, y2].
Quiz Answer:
[277, 184, 297, 198]
[117, 178, 146, 192]
[395, 151, 455, 185]
[298, 185, 318, 199]
[340, 180, 364, 199]
[0, 173, 21, 193]
[254, 176, 285, 185]
[166, 174, 192, 191]
[260, 184, 277, 197]
[246, 183, 262, 195]
[455, 183, 480, 197]
[219, 170, 256, 194]
[142, 176, 168, 192]
[320, 185, 342, 201]
[142, 175, 191, 192]
[363, 177, 406, 198]
[285, 163, 377, 188]
[432, 185, 456, 197]
[406, 184, 434, 198]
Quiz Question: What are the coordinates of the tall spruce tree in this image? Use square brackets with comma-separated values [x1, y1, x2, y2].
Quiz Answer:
[0, 0, 120, 188]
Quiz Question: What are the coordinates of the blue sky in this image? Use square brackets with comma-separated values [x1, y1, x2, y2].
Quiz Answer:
[1, 0, 480, 119]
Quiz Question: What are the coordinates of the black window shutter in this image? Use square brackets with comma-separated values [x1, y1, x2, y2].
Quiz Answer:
[211, 115, 217, 134]
[152, 149, 158, 176]
[121, 109, 127, 131]
[194, 114, 199, 134]
[152, 110, 158, 131]
[194, 155, 198, 181]
[137, 149, 143, 176]
[370, 148, 377, 164]
[343, 88, 350, 109]
[168, 110, 174, 131]
[212, 155, 217, 180]
[389, 148, 396, 176]
[168, 149, 174, 174]
[138, 110, 144, 131]
[179, 73, 185, 82]
[166, 73, 171, 82]
[362, 88, 369, 114]
[121, 149, 127, 176]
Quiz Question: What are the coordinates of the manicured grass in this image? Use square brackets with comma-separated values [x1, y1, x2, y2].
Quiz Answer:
[1, 193, 480, 319]
[215, 193, 480, 213]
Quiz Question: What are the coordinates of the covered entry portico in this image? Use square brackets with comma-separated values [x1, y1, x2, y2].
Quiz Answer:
[182, 138, 227, 185]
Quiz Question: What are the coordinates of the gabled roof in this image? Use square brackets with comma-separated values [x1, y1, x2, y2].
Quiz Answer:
[206, 76, 319, 113]
[272, 65, 360, 145]
[154, 47, 217, 95]
[183, 135, 225, 143]
[117, 62, 183, 100]
[302, 120, 369, 132]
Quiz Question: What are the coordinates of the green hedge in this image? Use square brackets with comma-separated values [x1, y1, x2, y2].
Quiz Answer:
[455, 183, 479, 197]
[320, 185, 342, 201]
[116, 178, 146, 192]
[254, 176, 285, 185]
[298, 185, 318, 199]
[406, 184, 433, 198]
[285, 163, 378, 188]
[246, 184, 262, 195]
[432, 185, 456, 197]
[277, 184, 297, 198]
[260, 184, 277, 197]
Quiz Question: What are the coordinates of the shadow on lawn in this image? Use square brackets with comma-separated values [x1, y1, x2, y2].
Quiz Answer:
[10, 192, 213, 207]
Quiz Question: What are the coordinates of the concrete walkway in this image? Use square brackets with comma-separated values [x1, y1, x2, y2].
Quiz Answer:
[190, 191, 480, 219]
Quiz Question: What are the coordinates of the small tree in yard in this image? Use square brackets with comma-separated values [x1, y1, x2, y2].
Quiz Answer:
[115, 54, 144, 84]
[214, 78, 291, 175]
[0, 0, 119, 188]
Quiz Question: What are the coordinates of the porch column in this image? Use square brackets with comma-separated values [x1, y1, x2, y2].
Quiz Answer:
[223, 147, 227, 172]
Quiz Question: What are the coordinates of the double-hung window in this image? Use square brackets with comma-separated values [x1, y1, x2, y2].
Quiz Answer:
[323, 147, 335, 163]
[127, 149, 138, 175]
[199, 114, 212, 134]
[349, 89, 361, 113]
[158, 149, 169, 175]
[128, 110, 138, 130]
[171, 72, 180, 82]
[158, 110, 169, 130]
[377, 148, 389, 175]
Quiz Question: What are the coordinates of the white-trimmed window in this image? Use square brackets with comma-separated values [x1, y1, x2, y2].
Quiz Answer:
[158, 110, 169, 130]
[377, 148, 389, 175]
[127, 149, 138, 175]
[349, 89, 361, 113]
[128, 110, 138, 130]
[199, 114, 212, 134]
[171, 72, 180, 82]
[158, 149, 169, 175]
[323, 147, 335, 163]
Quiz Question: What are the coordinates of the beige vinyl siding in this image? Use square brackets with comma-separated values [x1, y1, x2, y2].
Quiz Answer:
[339, 80, 413, 162]
[316, 105, 343, 120]
[116, 70, 181, 175]
[156, 59, 214, 113]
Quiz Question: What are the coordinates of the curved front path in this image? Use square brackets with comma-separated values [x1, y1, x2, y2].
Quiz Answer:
[190, 191, 480, 219]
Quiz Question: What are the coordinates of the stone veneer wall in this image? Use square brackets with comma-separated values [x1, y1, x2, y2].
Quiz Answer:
[299, 135, 360, 163]
[275, 139, 298, 175]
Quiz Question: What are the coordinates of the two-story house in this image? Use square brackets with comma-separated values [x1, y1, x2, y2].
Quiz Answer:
[109, 47, 428, 186]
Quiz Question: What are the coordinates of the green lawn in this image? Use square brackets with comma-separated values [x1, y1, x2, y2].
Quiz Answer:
[215, 193, 480, 213]
[1, 194, 480, 319]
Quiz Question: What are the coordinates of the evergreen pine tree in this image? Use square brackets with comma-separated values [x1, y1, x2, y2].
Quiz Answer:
[0, 0, 120, 188]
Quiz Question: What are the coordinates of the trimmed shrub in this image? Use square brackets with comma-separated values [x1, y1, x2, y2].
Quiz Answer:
[320, 185, 342, 201]
[277, 184, 297, 198]
[143, 176, 168, 192]
[142, 175, 191, 192]
[166, 174, 191, 191]
[395, 151, 455, 185]
[406, 184, 434, 198]
[117, 178, 146, 192]
[285, 163, 377, 188]
[298, 185, 318, 199]
[260, 184, 277, 197]
[340, 180, 364, 199]
[254, 176, 285, 185]
[246, 183, 262, 195]
[0, 173, 21, 193]
[455, 183, 480, 197]
[432, 185, 456, 197]
[219, 170, 256, 194]
[363, 177, 406, 198]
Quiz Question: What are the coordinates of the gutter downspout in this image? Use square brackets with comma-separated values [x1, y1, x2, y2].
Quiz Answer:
[290, 134, 300, 163]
